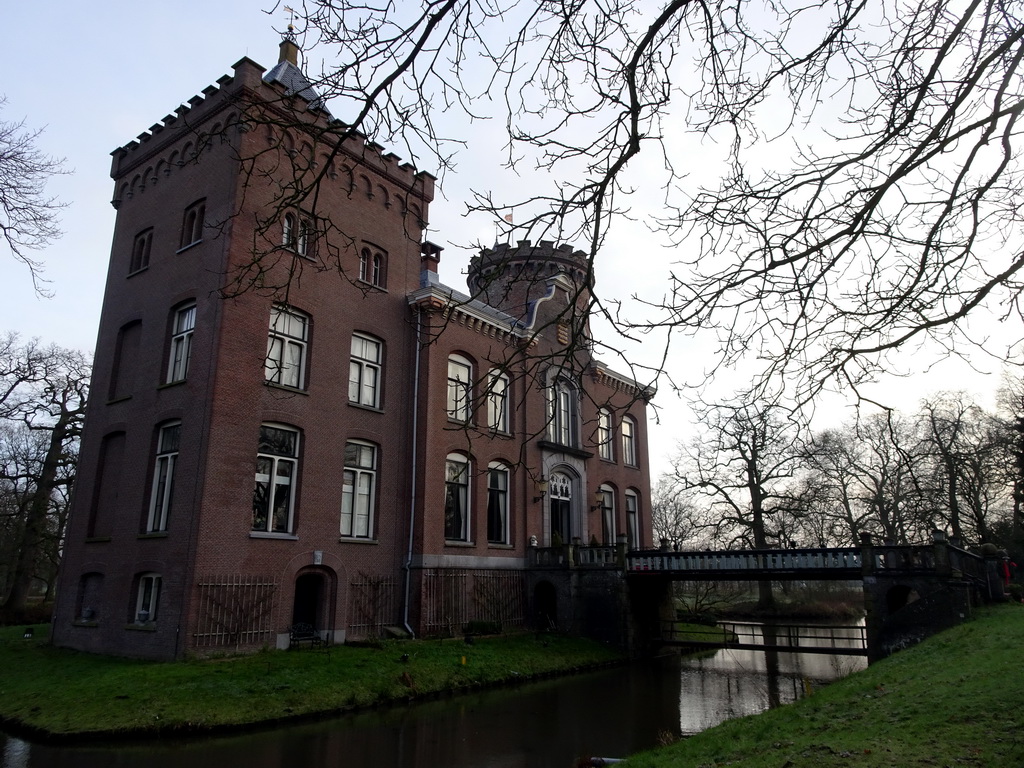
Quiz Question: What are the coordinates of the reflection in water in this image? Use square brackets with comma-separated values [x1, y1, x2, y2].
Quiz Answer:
[678, 624, 867, 735]
[1, 626, 865, 768]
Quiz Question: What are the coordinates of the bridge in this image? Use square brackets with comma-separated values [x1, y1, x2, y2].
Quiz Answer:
[526, 535, 1007, 662]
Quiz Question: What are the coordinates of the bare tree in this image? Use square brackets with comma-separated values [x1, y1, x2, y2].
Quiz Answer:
[0, 335, 88, 620]
[0, 98, 66, 294]
[266, 0, 1024, 403]
[919, 393, 1009, 544]
[650, 476, 710, 549]
[671, 401, 809, 608]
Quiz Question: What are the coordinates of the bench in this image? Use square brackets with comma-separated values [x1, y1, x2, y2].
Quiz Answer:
[288, 622, 326, 650]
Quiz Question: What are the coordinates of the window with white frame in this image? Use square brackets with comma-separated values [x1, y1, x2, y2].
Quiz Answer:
[444, 453, 470, 541]
[180, 199, 205, 249]
[598, 484, 616, 544]
[252, 424, 299, 534]
[550, 379, 579, 447]
[625, 490, 640, 549]
[130, 228, 152, 274]
[349, 334, 382, 408]
[265, 306, 309, 389]
[341, 441, 376, 538]
[147, 422, 180, 532]
[447, 355, 472, 422]
[283, 213, 295, 248]
[486, 370, 509, 433]
[597, 408, 614, 460]
[167, 304, 195, 383]
[621, 416, 637, 466]
[135, 573, 161, 624]
[487, 462, 509, 544]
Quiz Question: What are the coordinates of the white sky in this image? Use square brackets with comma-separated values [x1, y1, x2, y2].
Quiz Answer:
[2, 1, 1013, 481]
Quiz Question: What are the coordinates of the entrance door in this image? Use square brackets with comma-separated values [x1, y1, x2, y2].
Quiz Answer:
[292, 572, 323, 627]
[549, 472, 572, 545]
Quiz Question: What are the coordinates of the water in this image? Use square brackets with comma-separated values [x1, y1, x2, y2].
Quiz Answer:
[1, 626, 866, 768]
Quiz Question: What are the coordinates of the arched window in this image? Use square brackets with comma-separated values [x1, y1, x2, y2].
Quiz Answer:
[341, 441, 377, 538]
[282, 213, 295, 247]
[252, 424, 300, 534]
[134, 573, 161, 624]
[266, 305, 310, 389]
[621, 416, 637, 466]
[130, 228, 152, 274]
[597, 408, 614, 461]
[447, 355, 473, 422]
[486, 370, 509, 433]
[549, 379, 579, 447]
[179, 199, 205, 249]
[549, 471, 573, 545]
[147, 421, 181, 532]
[359, 245, 387, 287]
[167, 303, 195, 383]
[625, 490, 640, 549]
[598, 484, 616, 544]
[349, 333, 383, 408]
[487, 462, 510, 544]
[444, 453, 471, 542]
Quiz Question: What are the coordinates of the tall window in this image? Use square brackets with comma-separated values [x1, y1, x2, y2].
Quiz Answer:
[147, 422, 180, 532]
[341, 441, 376, 538]
[625, 490, 640, 549]
[349, 334, 382, 408]
[252, 424, 299, 534]
[486, 370, 509, 433]
[621, 416, 637, 466]
[447, 355, 473, 422]
[167, 304, 195, 383]
[550, 379, 579, 447]
[359, 246, 387, 288]
[487, 462, 509, 544]
[549, 472, 572, 544]
[598, 484, 616, 544]
[265, 306, 309, 389]
[180, 199, 205, 249]
[130, 229, 152, 273]
[597, 408, 614, 461]
[135, 573, 161, 624]
[444, 453, 470, 541]
[283, 214, 312, 257]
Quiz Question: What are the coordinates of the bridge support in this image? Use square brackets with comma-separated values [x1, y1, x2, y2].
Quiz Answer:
[860, 533, 984, 662]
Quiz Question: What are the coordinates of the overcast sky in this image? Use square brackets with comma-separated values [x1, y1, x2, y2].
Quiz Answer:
[3, 1, 1012, 481]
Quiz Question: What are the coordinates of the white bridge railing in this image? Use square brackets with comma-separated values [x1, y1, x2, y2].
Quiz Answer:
[627, 548, 862, 573]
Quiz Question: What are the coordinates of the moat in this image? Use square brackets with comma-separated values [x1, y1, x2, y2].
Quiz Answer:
[1, 625, 865, 768]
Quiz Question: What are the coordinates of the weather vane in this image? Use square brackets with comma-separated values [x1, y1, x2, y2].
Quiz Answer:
[284, 5, 296, 33]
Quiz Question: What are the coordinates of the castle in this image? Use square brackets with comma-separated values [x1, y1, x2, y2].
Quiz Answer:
[51, 35, 654, 659]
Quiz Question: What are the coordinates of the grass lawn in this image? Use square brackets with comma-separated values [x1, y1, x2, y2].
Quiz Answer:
[0, 629, 625, 739]
[623, 603, 1024, 767]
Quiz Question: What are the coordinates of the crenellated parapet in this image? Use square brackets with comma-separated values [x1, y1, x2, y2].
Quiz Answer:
[108, 55, 434, 214]
[468, 240, 592, 296]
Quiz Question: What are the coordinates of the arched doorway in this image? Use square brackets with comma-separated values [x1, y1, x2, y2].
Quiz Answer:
[292, 572, 325, 628]
[548, 472, 573, 545]
[534, 581, 558, 631]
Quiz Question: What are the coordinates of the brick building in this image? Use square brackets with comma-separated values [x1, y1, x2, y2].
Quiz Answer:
[51, 36, 654, 659]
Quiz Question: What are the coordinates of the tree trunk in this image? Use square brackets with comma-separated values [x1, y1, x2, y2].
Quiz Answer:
[1, 413, 67, 619]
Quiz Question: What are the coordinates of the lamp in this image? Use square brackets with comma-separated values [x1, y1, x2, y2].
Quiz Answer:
[533, 478, 549, 503]
[590, 489, 605, 511]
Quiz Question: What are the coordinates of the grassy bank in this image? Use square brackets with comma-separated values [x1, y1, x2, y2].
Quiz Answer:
[624, 603, 1024, 768]
[0, 630, 624, 740]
